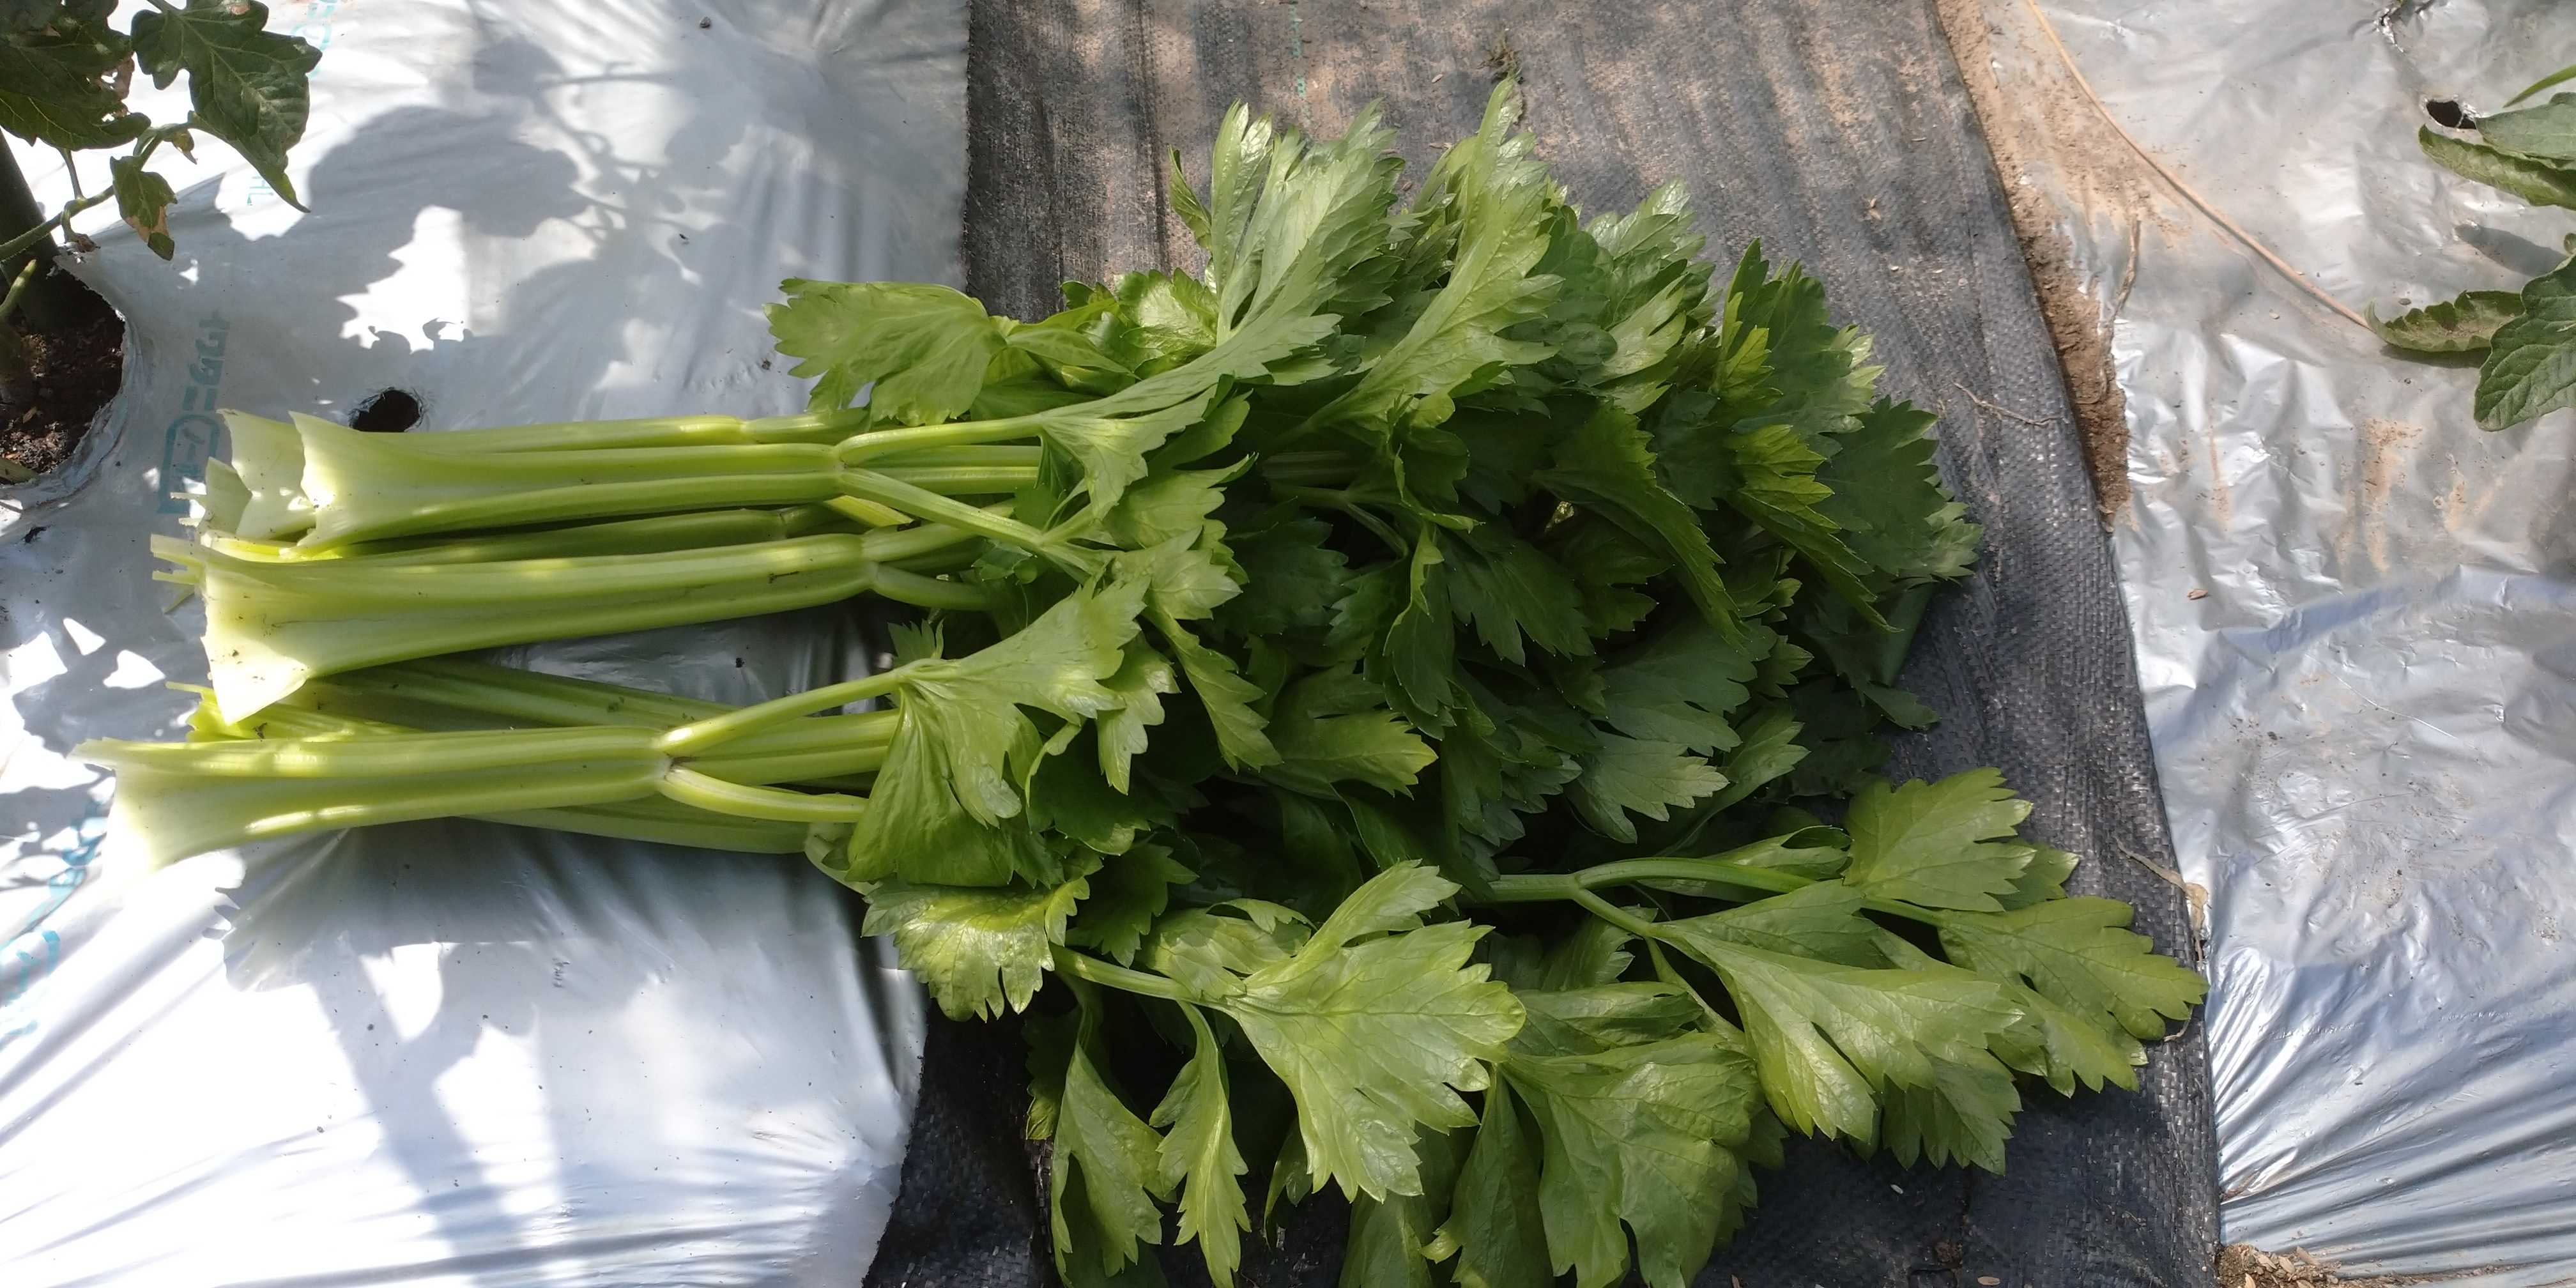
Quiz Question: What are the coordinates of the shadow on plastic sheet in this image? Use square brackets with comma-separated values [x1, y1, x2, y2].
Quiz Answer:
[218, 26, 820, 1288]
[2, 69, 586, 873]
[0, 81, 582, 921]
[3, 2, 900, 1283]
[222, 822, 664, 1284]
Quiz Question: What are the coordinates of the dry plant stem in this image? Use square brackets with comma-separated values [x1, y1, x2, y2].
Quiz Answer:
[0, 257, 37, 388]
[2011, 0, 2366, 331]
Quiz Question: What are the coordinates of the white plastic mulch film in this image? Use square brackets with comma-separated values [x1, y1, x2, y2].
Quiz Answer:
[0, 2, 960, 1282]
[1966, 0, 2576, 1280]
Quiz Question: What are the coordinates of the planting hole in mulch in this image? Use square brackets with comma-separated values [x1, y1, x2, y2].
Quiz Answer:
[349, 388, 423, 433]
[1, 266, 125, 482]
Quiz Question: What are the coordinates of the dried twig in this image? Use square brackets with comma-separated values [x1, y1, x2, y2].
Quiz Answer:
[2015, 0, 2369, 332]
[1954, 381, 2055, 428]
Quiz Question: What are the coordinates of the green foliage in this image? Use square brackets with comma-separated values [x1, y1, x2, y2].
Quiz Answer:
[824, 86, 2195, 1285]
[2388, 86, 2576, 428]
[128, 0, 318, 207]
[1216, 865, 1524, 1202]
[861, 870, 1091, 1020]
[3, 0, 320, 268]
[1500, 1028, 1758, 1287]
[2476, 254, 2576, 429]
[2368, 289, 2524, 353]
[769, 282, 1006, 422]
[1035, 998, 1174, 1284]
[2419, 125, 2576, 210]
[2467, 93, 2576, 163]
[1, 12, 143, 151]
[1153, 1006, 1250, 1286]
[838, 580, 1150, 887]
[1839, 767, 2037, 912]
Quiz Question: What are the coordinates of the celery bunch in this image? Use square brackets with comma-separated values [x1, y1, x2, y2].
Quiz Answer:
[82, 84, 2200, 1288]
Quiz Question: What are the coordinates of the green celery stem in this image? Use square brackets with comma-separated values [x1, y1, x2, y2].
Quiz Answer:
[1257, 451, 1362, 487]
[836, 412, 1046, 464]
[872, 564, 997, 611]
[1053, 947, 1190, 1001]
[430, 414, 802, 452]
[656, 668, 910, 756]
[868, 445, 1043, 468]
[658, 766, 870, 822]
[299, 461, 1033, 550]
[314, 657, 741, 728]
[1569, 888, 1663, 940]
[836, 468, 1057, 551]
[422, 407, 1042, 454]
[415, 408, 870, 453]
[106, 724, 662, 777]
[263, 665, 896, 785]
[860, 512, 1000, 562]
[746, 410, 877, 444]
[477, 802, 810, 854]
[321, 505, 858, 565]
[183, 534, 993, 706]
[1482, 857, 1959, 930]
[877, 464, 1041, 493]
[235, 763, 673, 837]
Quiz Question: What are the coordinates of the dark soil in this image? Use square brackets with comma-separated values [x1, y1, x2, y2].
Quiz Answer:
[3, 267, 125, 480]
[2216, 1243, 2443, 1287]
[1931, 0, 2141, 524]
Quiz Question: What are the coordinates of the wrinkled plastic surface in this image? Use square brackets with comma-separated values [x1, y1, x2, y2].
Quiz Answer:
[1984, 1, 2576, 1279]
[0, 1, 958, 1282]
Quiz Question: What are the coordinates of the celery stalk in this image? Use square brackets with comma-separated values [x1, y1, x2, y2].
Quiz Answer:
[163, 531, 995, 721]
[251, 664, 897, 787]
[81, 726, 676, 863]
[223, 411, 1045, 549]
[288, 414, 1039, 548]
[88, 693, 883, 864]
[183, 677, 859, 855]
